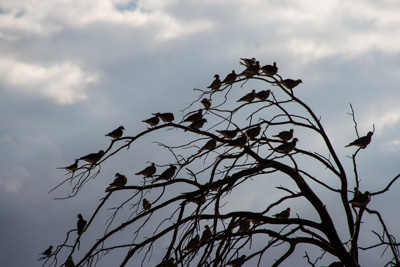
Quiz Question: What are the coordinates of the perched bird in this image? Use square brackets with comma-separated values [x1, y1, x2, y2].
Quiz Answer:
[229, 134, 248, 147]
[57, 159, 79, 173]
[184, 234, 200, 251]
[40, 245, 53, 257]
[200, 225, 212, 244]
[201, 98, 212, 110]
[155, 165, 177, 181]
[105, 173, 128, 192]
[135, 163, 157, 178]
[273, 129, 294, 142]
[142, 116, 160, 127]
[64, 256, 75, 267]
[190, 194, 206, 205]
[273, 138, 298, 153]
[237, 219, 251, 233]
[77, 214, 87, 235]
[279, 79, 303, 90]
[153, 112, 175, 123]
[186, 118, 207, 131]
[105, 126, 125, 139]
[226, 255, 246, 267]
[198, 138, 217, 152]
[222, 70, 237, 84]
[345, 132, 373, 149]
[183, 109, 203, 123]
[216, 129, 239, 139]
[240, 57, 256, 67]
[261, 62, 278, 76]
[240, 61, 261, 78]
[349, 191, 370, 208]
[143, 199, 152, 210]
[255, 90, 271, 101]
[157, 257, 176, 267]
[246, 125, 262, 140]
[237, 89, 256, 103]
[207, 74, 222, 91]
[79, 150, 105, 164]
[274, 208, 291, 219]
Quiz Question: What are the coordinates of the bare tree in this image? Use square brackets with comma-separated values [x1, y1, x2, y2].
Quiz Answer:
[43, 59, 400, 267]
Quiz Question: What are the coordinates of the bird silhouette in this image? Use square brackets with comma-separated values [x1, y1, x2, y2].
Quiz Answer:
[279, 79, 303, 90]
[345, 132, 373, 149]
[237, 89, 256, 103]
[156, 257, 176, 267]
[143, 199, 152, 210]
[77, 214, 87, 235]
[155, 165, 177, 181]
[201, 98, 212, 110]
[229, 134, 248, 147]
[273, 138, 298, 153]
[240, 61, 261, 78]
[274, 208, 291, 219]
[79, 150, 104, 164]
[237, 219, 251, 233]
[105, 173, 128, 192]
[222, 70, 237, 84]
[240, 57, 256, 67]
[105, 126, 125, 139]
[255, 90, 271, 101]
[226, 255, 246, 267]
[186, 118, 207, 131]
[349, 191, 370, 208]
[198, 138, 217, 152]
[246, 125, 262, 140]
[273, 129, 294, 142]
[184, 234, 200, 251]
[153, 112, 175, 123]
[135, 163, 157, 178]
[216, 129, 238, 139]
[40, 245, 53, 257]
[183, 109, 203, 123]
[64, 256, 75, 267]
[207, 74, 222, 91]
[57, 159, 79, 173]
[142, 116, 160, 127]
[261, 62, 278, 76]
[200, 225, 212, 244]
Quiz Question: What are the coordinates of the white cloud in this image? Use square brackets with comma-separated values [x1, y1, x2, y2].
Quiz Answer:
[0, 58, 99, 104]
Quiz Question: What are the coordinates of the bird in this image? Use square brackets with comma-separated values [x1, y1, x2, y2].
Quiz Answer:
[345, 132, 373, 149]
[155, 165, 177, 181]
[274, 208, 291, 219]
[79, 150, 105, 164]
[272, 138, 298, 153]
[190, 194, 206, 205]
[226, 255, 246, 267]
[105, 173, 128, 192]
[240, 57, 256, 68]
[198, 138, 217, 152]
[183, 109, 203, 123]
[349, 191, 370, 208]
[255, 90, 271, 101]
[156, 257, 176, 267]
[77, 214, 87, 235]
[240, 61, 261, 78]
[39, 245, 53, 257]
[279, 79, 303, 90]
[186, 118, 207, 131]
[142, 116, 160, 127]
[207, 74, 222, 91]
[229, 134, 248, 147]
[246, 125, 262, 140]
[143, 199, 152, 210]
[222, 70, 237, 84]
[216, 129, 239, 139]
[200, 225, 212, 244]
[237, 219, 251, 233]
[64, 256, 75, 267]
[57, 159, 79, 173]
[201, 98, 212, 110]
[153, 112, 175, 123]
[135, 163, 156, 178]
[261, 62, 278, 76]
[105, 126, 125, 139]
[273, 129, 294, 142]
[237, 89, 256, 103]
[184, 234, 200, 251]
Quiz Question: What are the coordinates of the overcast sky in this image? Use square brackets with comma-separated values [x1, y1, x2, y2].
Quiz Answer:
[1, 0, 400, 266]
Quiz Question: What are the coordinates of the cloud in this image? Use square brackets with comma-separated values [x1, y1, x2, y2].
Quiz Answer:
[0, 58, 99, 104]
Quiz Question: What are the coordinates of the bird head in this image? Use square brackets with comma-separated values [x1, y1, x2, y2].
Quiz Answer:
[118, 126, 125, 130]
[77, 214, 83, 219]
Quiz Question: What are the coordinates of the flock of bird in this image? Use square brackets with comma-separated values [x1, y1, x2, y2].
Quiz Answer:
[46, 58, 374, 266]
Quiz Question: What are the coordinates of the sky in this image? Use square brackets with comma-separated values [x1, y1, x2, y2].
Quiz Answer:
[1, 0, 400, 266]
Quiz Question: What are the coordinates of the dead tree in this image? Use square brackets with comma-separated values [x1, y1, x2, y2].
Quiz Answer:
[44, 59, 400, 267]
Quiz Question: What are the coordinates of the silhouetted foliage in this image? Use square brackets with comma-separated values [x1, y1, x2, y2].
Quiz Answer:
[44, 59, 400, 267]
